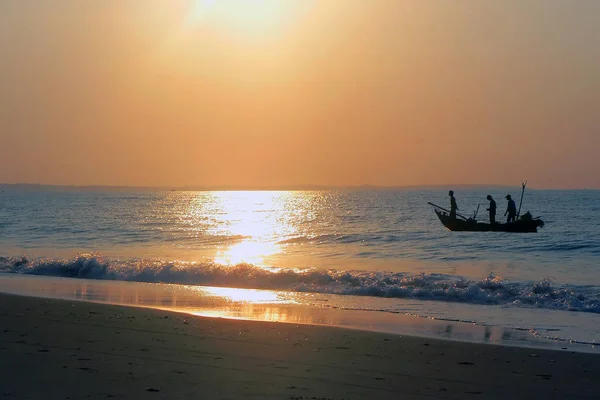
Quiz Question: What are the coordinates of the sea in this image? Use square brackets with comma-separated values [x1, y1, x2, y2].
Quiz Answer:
[1, 186, 599, 351]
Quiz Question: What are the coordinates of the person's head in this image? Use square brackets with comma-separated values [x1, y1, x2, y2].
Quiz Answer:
[449, 190, 454, 197]
[505, 194, 512, 200]
[486, 195, 492, 200]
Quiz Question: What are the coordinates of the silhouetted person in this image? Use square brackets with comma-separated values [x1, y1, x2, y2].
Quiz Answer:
[449, 190, 458, 219]
[486, 195, 496, 224]
[505, 194, 516, 223]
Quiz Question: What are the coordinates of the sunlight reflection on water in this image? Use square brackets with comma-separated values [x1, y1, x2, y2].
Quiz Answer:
[185, 191, 315, 266]
[197, 286, 288, 303]
[214, 241, 281, 266]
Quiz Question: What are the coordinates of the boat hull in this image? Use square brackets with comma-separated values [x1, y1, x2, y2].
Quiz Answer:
[434, 210, 543, 233]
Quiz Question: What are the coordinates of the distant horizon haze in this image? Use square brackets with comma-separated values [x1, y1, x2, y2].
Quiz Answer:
[0, 182, 594, 192]
[1, 1, 599, 190]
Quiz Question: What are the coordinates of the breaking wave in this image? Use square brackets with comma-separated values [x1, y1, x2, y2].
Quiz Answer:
[1, 254, 599, 314]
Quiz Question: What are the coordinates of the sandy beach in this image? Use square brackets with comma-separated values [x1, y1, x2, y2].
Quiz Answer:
[0, 293, 598, 399]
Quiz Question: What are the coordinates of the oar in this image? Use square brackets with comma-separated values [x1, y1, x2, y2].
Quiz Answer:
[427, 202, 470, 221]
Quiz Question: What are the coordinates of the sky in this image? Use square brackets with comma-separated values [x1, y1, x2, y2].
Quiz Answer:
[1, 0, 599, 189]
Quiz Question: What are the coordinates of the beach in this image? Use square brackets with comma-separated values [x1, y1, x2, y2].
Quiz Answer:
[1, 293, 598, 399]
[3, 189, 600, 347]
[3, 0, 600, 398]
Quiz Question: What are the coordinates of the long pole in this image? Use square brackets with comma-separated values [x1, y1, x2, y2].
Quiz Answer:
[517, 181, 527, 219]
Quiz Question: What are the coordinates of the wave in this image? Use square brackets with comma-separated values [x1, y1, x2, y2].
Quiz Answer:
[1, 254, 599, 314]
[276, 233, 417, 246]
[276, 233, 366, 245]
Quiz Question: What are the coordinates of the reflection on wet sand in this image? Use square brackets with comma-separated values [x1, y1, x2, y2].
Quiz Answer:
[0, 273, 593, 352]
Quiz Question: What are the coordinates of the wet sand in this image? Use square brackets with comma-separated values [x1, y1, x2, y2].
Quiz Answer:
[1, 293, 598, 399]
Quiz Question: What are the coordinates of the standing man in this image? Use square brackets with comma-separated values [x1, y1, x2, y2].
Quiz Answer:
[486, 195, 496, 224]
[505, 194, 517, 223]
[449, 190, 458, 219]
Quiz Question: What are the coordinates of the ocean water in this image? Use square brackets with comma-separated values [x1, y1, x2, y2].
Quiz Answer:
[1, 186, 599, 348]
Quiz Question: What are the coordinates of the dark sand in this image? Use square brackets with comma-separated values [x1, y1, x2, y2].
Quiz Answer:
[0, 293, 598, 399]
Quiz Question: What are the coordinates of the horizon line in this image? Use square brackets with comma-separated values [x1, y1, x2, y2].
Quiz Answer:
[0, 182, 596, 191]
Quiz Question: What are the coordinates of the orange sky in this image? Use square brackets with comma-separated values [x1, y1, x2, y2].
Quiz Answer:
[1, 1, 599, 189]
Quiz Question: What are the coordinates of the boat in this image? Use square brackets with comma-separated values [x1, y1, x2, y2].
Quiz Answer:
[428, 182, 545, 233]
[429, 205, 544, 232]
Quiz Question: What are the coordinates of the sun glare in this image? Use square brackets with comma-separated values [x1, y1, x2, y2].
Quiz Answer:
[187, 0, 312, 36]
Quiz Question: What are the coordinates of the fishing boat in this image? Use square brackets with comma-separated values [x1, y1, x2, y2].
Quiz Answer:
[428, 182, 545, 233]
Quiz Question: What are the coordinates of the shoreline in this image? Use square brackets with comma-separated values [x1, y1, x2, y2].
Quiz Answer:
[0, 273, 598, 354]
[1, 292, 600, 399]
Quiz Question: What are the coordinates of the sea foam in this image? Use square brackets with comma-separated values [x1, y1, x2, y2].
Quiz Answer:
[1, 254, 599, 314]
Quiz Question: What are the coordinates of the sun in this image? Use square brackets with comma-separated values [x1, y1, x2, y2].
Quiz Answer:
[187, 0, 313, 36]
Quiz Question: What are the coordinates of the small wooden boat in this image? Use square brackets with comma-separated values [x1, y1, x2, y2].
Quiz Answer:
[429, 205, 544, 232]
[428, 182, 545, 233]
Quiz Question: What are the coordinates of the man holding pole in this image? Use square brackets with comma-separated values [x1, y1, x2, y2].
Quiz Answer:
[486, 195, 497, 224]
[505, 195, 517, 223]
[449, 190, 458, 219]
